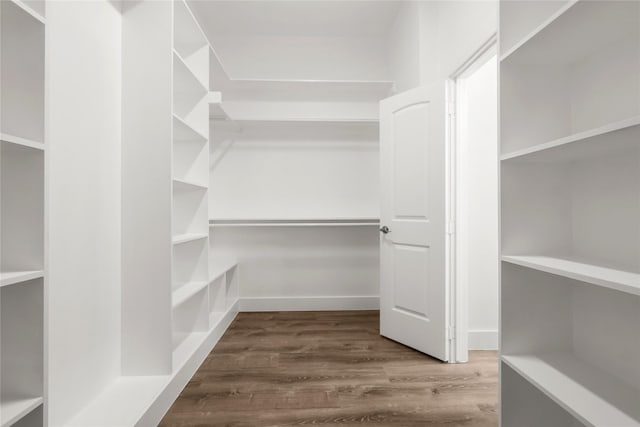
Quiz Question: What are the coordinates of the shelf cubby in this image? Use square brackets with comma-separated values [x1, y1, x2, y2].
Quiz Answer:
[500, 1, 639, 155]
[0, 0, 45, 143]
[208, 275, 226, 327]
[172, 238, 208, 293]
[501, 144, 639, 275]
[1, 279, 44, 427]
[501, 263, 640, 425]
[1, 143, 45, 276]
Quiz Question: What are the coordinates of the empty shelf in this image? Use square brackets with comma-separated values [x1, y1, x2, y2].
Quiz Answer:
[172, 233, 208, 245]
[173, 177, 207, 191]
[173, 114, 207, 142]
[1, 133, 45, 150]
[173, 50, 207, 97]
[502, 353, 640, 427]
[0, 270, 44, 288]
[500, 116, 640, 161]
[172, 281, 207, 308]
[502, 255, 640, 296]
[209, 257, 237, 282]
[1, 396, 43, 427]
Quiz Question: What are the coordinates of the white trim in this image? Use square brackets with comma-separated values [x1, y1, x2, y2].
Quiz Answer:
[446, 33, 498, 363]
[239, 296, 379, 312]
[468, 329, 499, 350]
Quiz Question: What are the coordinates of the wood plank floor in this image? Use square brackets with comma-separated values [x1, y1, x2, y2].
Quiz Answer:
[160, 311, 498, 426]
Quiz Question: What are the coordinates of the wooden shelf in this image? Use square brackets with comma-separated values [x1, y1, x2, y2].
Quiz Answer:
[172, 233, 208, 245]
[173, 114, 207, 143]
[210, 218, 380, 227]
[210, 257, 237, 283]
[1, 133, 45, 150]
[501, 116, 640, 161]
[502, 255, 640, 297]
[173, 177, 207, 191]
[0, 270, 44, 288]
[502, 353, 640, 427]
[1, 396, 43, 427]
[172, 281, 208, 308]
[501, 1, 638, 64]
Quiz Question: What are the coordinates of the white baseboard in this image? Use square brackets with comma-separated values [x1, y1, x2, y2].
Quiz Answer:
[239, 296, 380, 312]
[468, 329, 498, 350]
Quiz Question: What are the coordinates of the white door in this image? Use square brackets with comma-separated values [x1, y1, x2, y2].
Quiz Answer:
[379, 84, 449, 361]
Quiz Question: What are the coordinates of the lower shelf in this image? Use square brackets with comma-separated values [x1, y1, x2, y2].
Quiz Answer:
[172, 281, 208, 308]
[502, 353, 640, 427]
[1, 396, 43, 427]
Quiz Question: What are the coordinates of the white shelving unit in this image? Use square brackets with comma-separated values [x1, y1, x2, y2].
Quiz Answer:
[0, 1, 46, 426]
[500, 1, 640, 425]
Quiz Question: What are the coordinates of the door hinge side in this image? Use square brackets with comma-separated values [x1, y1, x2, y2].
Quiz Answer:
[448, 325, 456, 341]
[446, 100, 456, 116]
[447, 219, 456, 235]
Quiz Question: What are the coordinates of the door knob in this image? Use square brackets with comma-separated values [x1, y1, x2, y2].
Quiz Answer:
[379, 226, 390, 234]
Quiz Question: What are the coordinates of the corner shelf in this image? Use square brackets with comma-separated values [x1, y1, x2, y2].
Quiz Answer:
[502, 353, 640, 427]
[172, 233, 208, 245]
[1, 396, 43, 427]
[172, 281, 208, 308]
[1, 133, 45, 151]
[500, 116, 640, 161]
[502, 255, 640, 297]
[0, 270, 44, 288]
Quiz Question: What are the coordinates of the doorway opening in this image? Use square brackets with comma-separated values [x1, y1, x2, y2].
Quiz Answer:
[448, 35, 499, 362]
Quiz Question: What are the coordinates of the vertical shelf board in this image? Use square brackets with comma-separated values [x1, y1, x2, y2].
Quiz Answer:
[121, 0, 173, 375]
[208, 275, 226, 325]
[225, 266, 239, 309]
[1, 280, 44, 421]
[0, 0, 45, 142]
[1, 142, 44, 273]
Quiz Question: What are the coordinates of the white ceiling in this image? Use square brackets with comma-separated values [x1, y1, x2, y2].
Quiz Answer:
[188, 1, 401, 37]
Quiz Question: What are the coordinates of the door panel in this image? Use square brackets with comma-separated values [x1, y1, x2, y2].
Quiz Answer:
[380, 84, 448, 361]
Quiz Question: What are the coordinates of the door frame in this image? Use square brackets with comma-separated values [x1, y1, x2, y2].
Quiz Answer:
[445, 33, 497, 363]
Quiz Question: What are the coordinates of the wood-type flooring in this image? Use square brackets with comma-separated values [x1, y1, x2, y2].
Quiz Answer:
[160, 311, 498, 426]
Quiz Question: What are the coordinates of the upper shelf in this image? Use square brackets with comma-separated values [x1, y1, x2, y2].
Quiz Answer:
[502, 255, 640, 297]
[173, 0, 208, 56]
[0, 270, 44, 288]
[501, 116, 640, 162]
[501, 0, 639, 65]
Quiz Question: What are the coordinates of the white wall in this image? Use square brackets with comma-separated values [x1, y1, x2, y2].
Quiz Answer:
[46, 1, 122, 424]
[457, 56, 499, 350]
[211, 35, 390, 81]
[387, 1, 421, 92]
